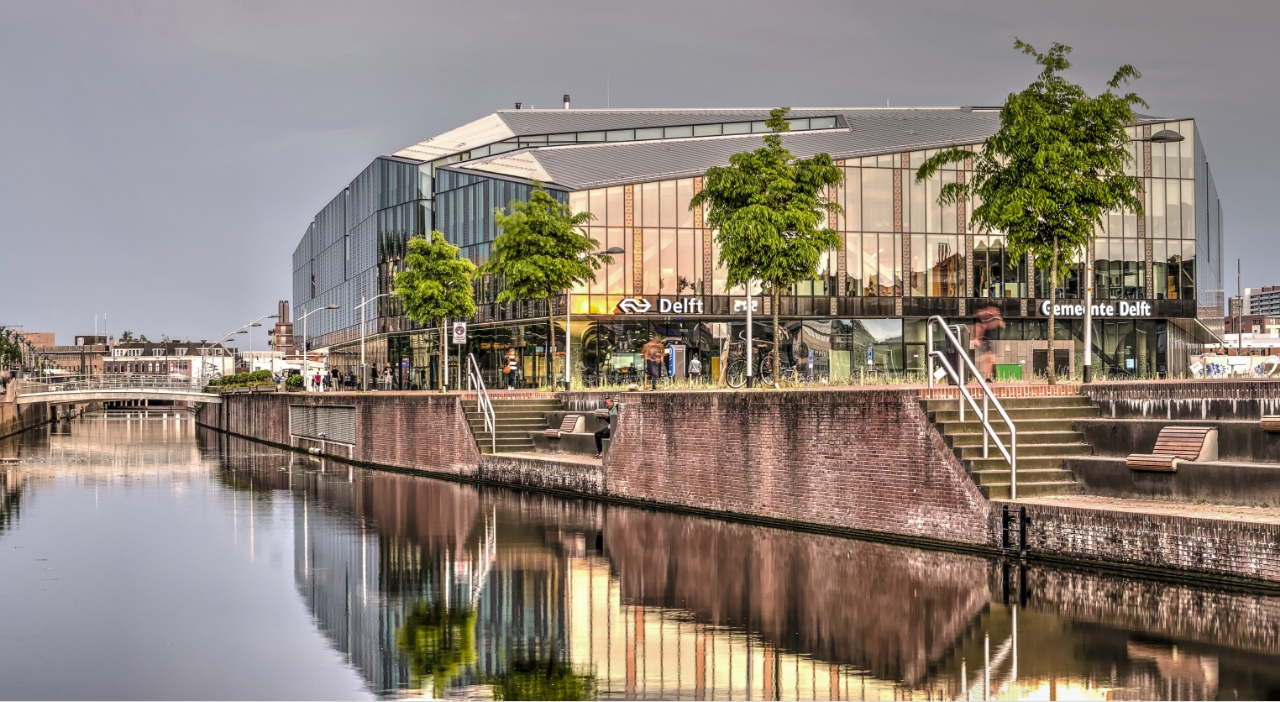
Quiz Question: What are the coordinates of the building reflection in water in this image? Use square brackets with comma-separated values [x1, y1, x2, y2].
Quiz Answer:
[206, 429, 1280, 701]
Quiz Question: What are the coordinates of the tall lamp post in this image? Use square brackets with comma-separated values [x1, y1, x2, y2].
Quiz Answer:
[243, 314, 279, 374]
[355, 293, 390, 390]
[1085, 129, 1186, 383]
[298, 304, 340, 390]
[565, 247, 624, 391]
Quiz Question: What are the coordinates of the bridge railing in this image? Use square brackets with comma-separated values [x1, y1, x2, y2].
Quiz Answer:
[16, 375, 215, 396]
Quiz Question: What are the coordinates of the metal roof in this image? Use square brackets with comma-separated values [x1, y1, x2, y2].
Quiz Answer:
[455, 108, 1006, 190]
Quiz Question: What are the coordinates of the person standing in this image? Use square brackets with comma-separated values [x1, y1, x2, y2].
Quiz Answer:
[504, 348, 519, 390]
[593, 398, 618, 460]
[642, 337, 664, 391]
[383, 364, 392, 391]
[688, 355, 702, 384]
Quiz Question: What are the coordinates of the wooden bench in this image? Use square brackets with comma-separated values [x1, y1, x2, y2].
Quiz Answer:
[1126, 426, 1218, 472]
[544, 414, 584, 439]
[1262, 416, 1280, 433]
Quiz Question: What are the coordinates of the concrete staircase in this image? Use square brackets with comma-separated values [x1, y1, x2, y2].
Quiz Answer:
[921, 394, 1100, 499]
[460, 396, 561, 454]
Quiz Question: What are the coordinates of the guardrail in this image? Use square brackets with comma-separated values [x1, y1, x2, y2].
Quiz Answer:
[925, 316, 1018, 498]
[467, 354, 495, 455]
[16, 375, 213, 395]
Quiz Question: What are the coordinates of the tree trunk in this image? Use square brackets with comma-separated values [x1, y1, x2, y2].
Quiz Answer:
[1046, 238, 1059, 386]
[772, 286, 781, 386]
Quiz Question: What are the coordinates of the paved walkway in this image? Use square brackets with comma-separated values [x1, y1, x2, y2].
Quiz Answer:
[1020, 494, 1280, 525]
[492, 451, 603, 466]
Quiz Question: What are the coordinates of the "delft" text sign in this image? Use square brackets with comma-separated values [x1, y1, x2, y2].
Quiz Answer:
[1039, 300, 1153, 318]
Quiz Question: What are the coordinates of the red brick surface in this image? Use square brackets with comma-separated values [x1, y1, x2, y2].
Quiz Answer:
[599, 388, 992, 546]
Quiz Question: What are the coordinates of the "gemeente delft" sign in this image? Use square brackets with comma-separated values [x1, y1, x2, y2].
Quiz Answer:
[616, 297, 705, 315]
[1039, 300, 1153, 318]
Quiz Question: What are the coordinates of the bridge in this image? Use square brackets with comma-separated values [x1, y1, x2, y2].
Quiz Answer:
[14, 376, 222, 406]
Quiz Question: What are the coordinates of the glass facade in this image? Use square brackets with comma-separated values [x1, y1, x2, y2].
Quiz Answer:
[294, 110, 1224, 386]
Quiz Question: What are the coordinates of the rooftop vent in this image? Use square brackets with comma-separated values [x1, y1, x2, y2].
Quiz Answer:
[515, 102, 522, 110]
[563, 94, 570, 109]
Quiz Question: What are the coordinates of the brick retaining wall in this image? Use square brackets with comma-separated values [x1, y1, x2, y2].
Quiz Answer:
[995, 500, 1280, 584]
[0, 398, 49, 441]
[1084, 379, 1280, 420]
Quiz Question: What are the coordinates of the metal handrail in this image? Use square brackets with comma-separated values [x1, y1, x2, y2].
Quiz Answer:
[925, 316, 1019, 499]
[467, 354, 495, 455]
[16, 374, 212, 395]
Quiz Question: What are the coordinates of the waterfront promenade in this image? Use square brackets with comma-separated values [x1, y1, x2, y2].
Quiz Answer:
[194, 378, 1280, 588]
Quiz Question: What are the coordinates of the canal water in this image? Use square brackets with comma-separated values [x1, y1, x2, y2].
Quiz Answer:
[1, 416, 1279, 700]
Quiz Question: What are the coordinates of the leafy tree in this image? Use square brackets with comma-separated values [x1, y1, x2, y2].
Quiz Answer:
[394, 231, 478, 391]
[396, 602, 477, 697]
[0, 329, 22, 368]
[119, 330, 136, 343]
[916, 40, 1145, 384]
[691, 107, 843, 384]
[488, 652, 597, 701]
[483, 185, 609, 387]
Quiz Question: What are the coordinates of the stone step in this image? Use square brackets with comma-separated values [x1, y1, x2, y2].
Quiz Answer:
[930, 406, 1100, 423]
[968, 468, 1076, 486]
[922, 396, 1093, 412]
[463, 399, 562, 408]
[940, 418, 1079, 435]
[965, 456, 1064, 472]
[948, 430, 1083, 447]
[955, 442, 1092, 459]
[981, 481, 1083, 500]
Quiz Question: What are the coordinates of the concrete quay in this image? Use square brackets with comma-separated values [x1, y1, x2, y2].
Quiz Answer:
[195, 380, 1280, 587]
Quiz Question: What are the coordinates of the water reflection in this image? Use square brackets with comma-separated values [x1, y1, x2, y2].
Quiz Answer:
[204, 430, 1280, 701]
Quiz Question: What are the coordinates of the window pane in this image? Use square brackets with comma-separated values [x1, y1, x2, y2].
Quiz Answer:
[677, 229, 697, 294]
[723, 122, 750, 135]
[641, 182, 658, 227]
[549, 133, 576, 143]
[664, 125, 693, 138]
[1123, 206, 1136, 238]
[694, 123, 722, 137]
[1166, 180, 1180, 241]
[1181, 240, 1196, 300]
[1181, 121, 1196, 178]
[877, 154, 895, 168]
[910, 233, 926, 297]
[1181, 182, 1195, 239]
[844, 167, 860, 229]
[811, 117, 837, 129]
[925, 173, 942, 233]
[941, 171, 957, 234]
[569, 191, 588, 216]
[786, 118, 809, 131]
[578, 131, 605, 142]
[750, 121, 769, 133]
[589, 188, 607, 225]
[635, 127, 663, 140]
[909, 172, 925, 233]
[846, 234, 862, 296]
[607, 227, 625, 294]
[606, 187, 624, 227]
[660, 228, 676, 294]
[643, 229, 660, 294]
[1151, 142, 1165, 178]
[862, 233, 879, 296]
[1165, 141, 1179, 178]
[677, 179, 694, 228]
[1152, 182, 1165, 237]
[660, 180, 676, 227]
[862, 169, 893, 231]
[909, 151, 924, 169]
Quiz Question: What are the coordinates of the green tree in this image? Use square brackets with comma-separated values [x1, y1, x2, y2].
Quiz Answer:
[916, 40, 1145, 384]
[483, 186, 608, 387]
[0, 329, 22, 368]
[488, 652, 597, 701]
[690, 107, 843, 384]
[394, 231, 478, 391]
[119, 330, 136, 343]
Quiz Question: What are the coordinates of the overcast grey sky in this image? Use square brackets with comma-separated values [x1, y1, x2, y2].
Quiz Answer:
[2, 1, 1277, 347]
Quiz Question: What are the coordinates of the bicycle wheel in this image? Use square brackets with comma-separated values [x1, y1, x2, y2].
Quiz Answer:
[726, 359, 748, 388]
[758, 360, 775, 386]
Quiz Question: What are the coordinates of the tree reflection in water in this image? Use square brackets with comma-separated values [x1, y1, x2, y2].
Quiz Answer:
[488, 648, 597, 701]
[397, 602, 477, 696]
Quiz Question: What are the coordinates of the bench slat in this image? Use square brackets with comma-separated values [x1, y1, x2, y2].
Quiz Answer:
[1262, 416, 1280, 433]
[1127, 453, 1178, 472]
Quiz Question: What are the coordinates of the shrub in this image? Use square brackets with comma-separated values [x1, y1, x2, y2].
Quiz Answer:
[286, 374, 304, 389]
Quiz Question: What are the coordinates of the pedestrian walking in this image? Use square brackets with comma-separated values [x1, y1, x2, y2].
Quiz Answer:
[642, 337, 664, 390]
[313, 371, 322, 391]
[688, 356, 702, 384]
[383, 364, 392, 391]
[504, 348, 519, 390]
[593, 398, 618, 460]
[973, 305, 1005, 382]
[321, 372, 331, 392]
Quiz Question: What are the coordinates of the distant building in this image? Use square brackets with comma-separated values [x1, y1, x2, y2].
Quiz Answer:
[29, 333, 109, 376]
[104, 341, 235, 382]
[269, 299, 295, 356]
[1224, 314, 1280, 336]
[1243, 286, 1280, 316]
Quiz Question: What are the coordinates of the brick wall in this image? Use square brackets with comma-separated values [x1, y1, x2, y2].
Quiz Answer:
[197, 391, 480, 476]
[995, 500, 1280, 583]
[595, 388, 992, 546]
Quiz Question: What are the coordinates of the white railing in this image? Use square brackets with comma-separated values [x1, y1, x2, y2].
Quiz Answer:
[17, 375, 212, 395]
[925, 316, 1019, 499]
[467, 354, 495, 455]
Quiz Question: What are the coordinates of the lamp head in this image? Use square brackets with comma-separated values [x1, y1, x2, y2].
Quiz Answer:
[600, 246, 625, 255]
[1148, 129, 1185, 143]
[325, 304, 340, 310]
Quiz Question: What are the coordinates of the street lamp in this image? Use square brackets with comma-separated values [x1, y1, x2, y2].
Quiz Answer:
[1084, 129, 1187, 383]
[298, 304, 340, 390]
[565, 247, 625, 391]
[355, 294, 391, 390]
[242, 314, 279, 374]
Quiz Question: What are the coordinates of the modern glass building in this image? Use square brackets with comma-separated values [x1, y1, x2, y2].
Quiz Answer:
[292, 106, 1224, 388]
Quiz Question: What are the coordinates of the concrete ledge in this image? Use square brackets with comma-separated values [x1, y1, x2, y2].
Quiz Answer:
[1075, 418, 1280, 462]
[479, 453, 606, 495]
[1068, 454, 1280, 506]
[530, 431, 599, 456]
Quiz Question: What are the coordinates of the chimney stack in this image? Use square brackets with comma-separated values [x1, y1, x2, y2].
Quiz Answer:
[563, 94, 570, 109]
[514, 102, 522, 110]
